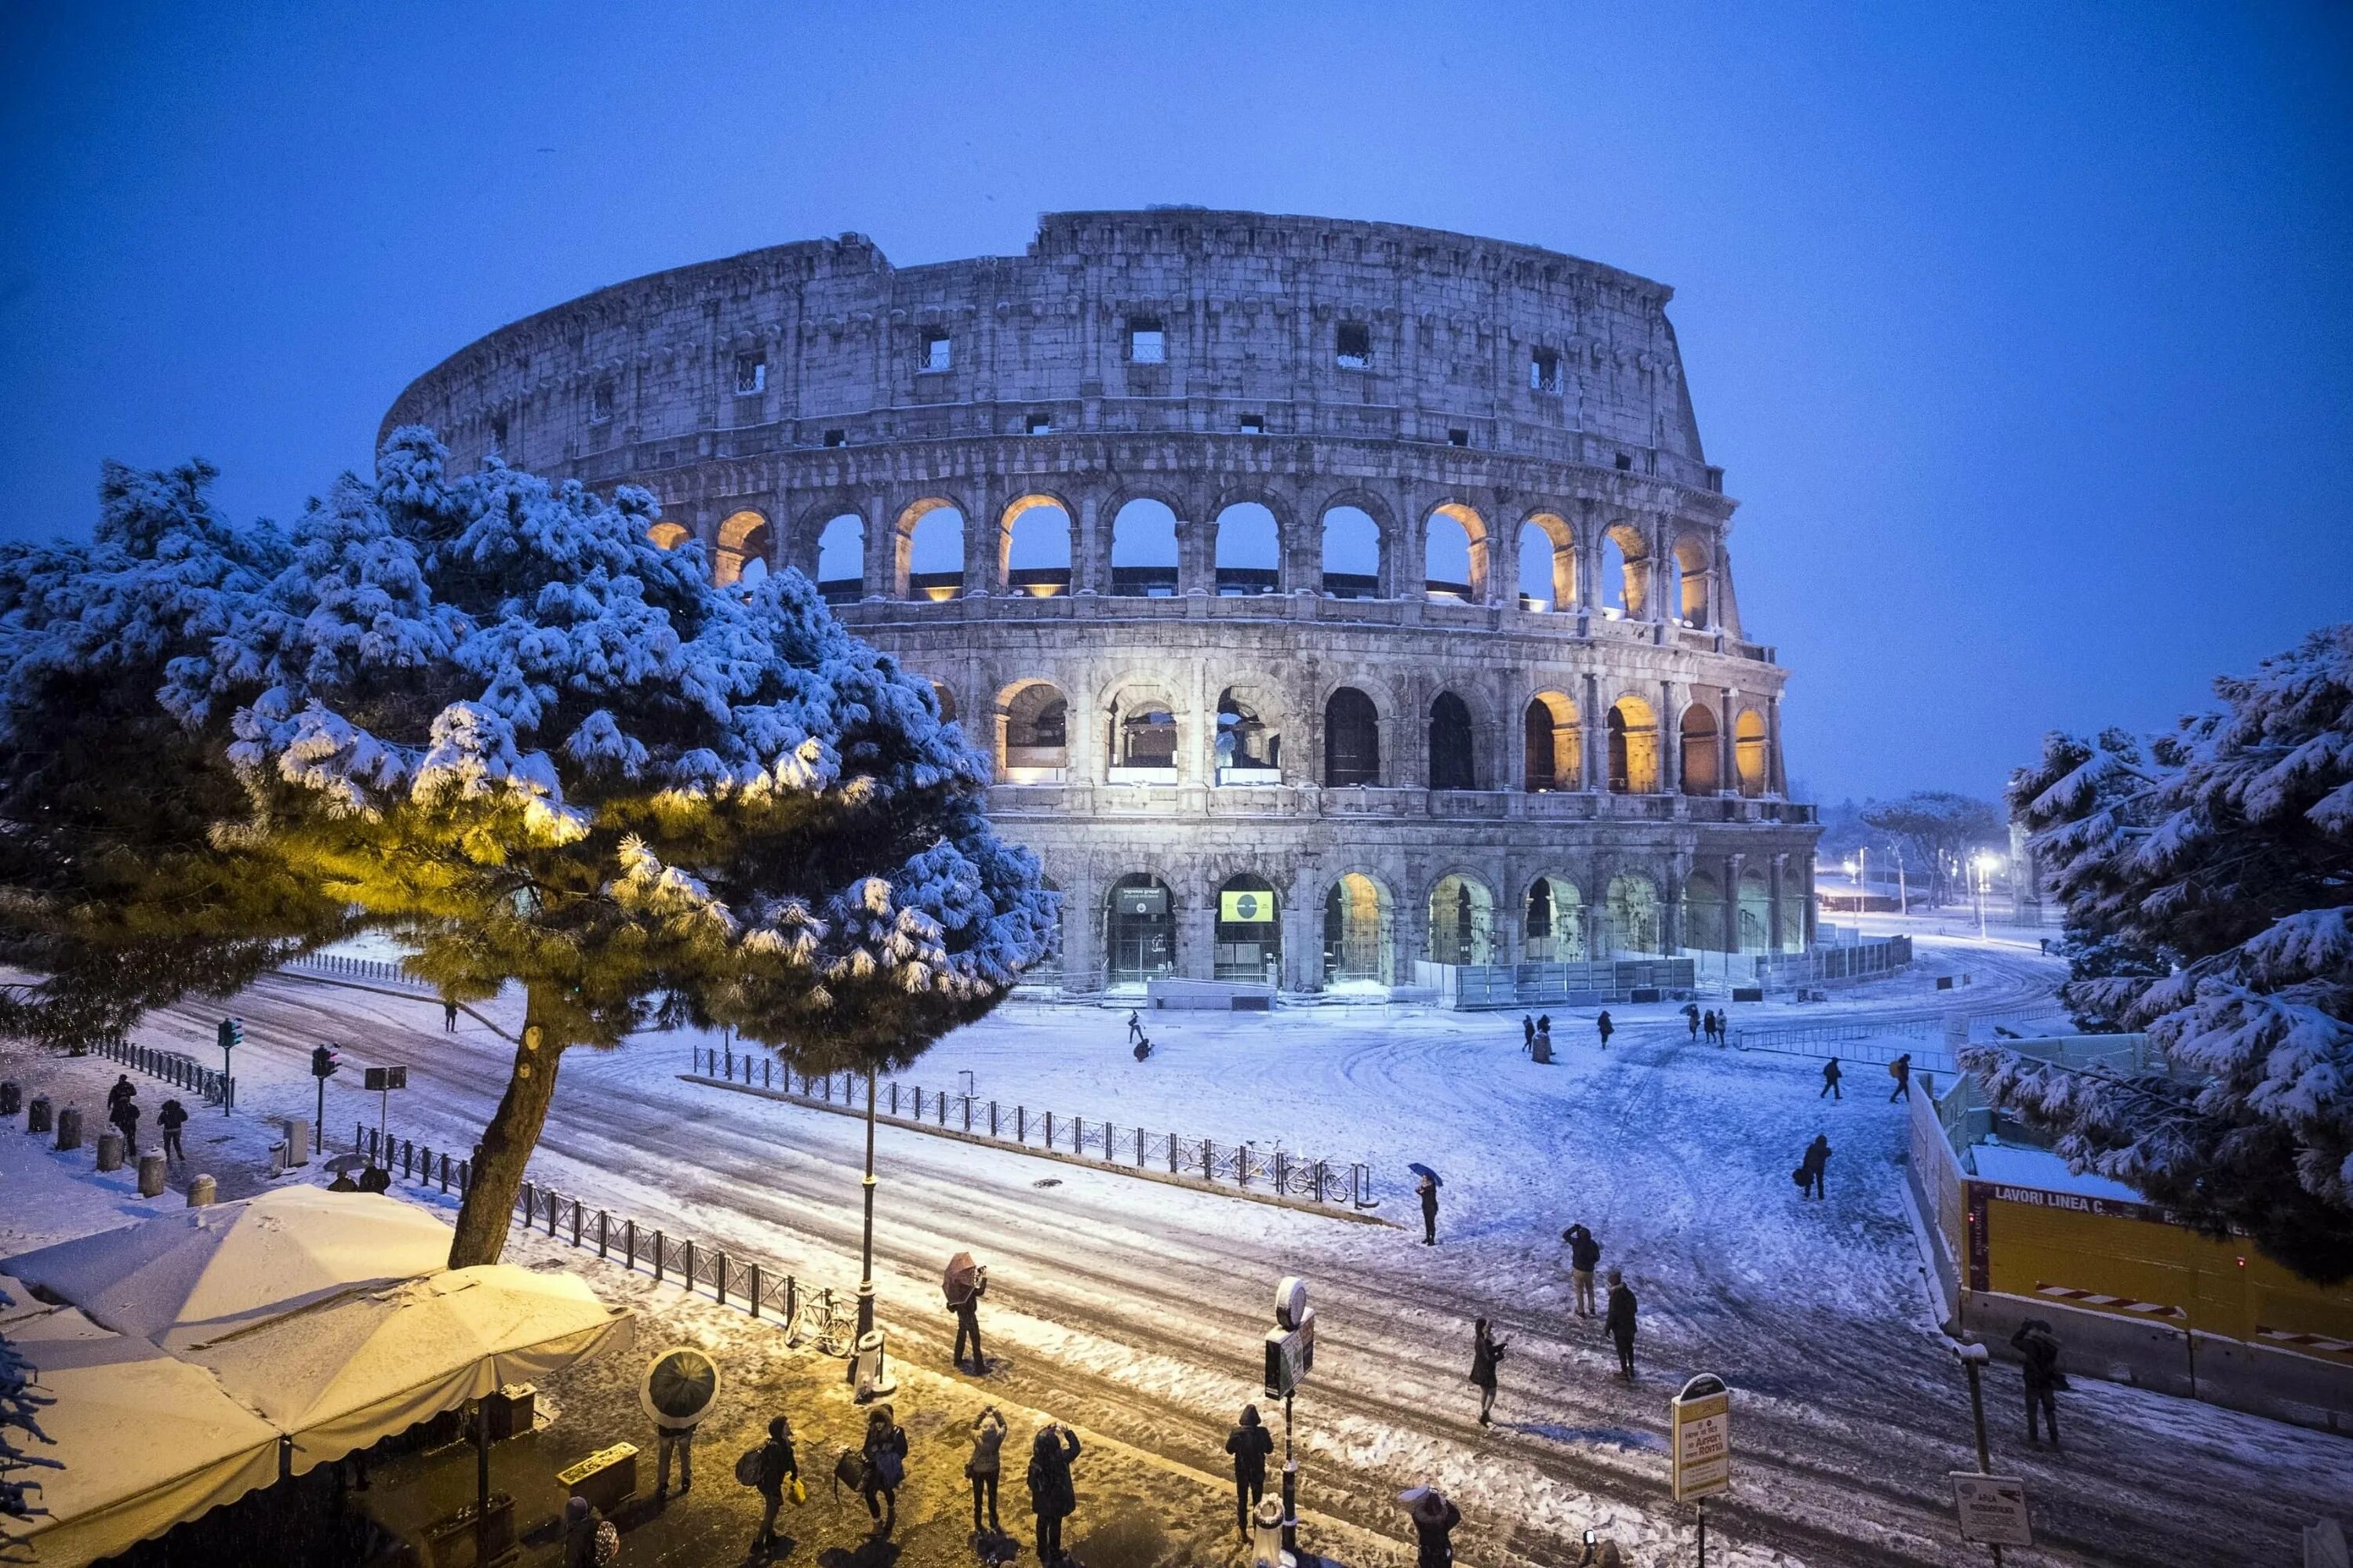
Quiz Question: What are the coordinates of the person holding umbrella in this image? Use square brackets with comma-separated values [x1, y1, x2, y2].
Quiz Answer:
[945, 1250, 989, 1374]
[1401, 1488, 1462, 1568]
[643, 1345, 721, 1497]
[1410, 1164, 1442, 1246]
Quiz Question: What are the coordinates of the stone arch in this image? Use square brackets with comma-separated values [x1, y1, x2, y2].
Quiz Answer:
[1607, 693, 1661, 794]
[995, 678, 1071, 782]
[924, 678, 958, 726]
[1212, 500, 1283, 595]
[1104, 871, 1178, 984]
[646, 520, 691, 551]
[1213, 872, 1282, 984]
[1680, 700, 1721, 795]
[1598, 520, 1652, 618]
[1104, 678, 1183, 775]
[1737, 868, 1773, 952]
[1522, 872, 1588, 962]
[1213, 679, 1285, 781]
[715, 508, 771, 587]
[1428, 690, 1478, 790]
[1322, 870, 1395, 988]
[1002, 493, 1075, 598]
[1522, 690, 1582, 791]
[1516, 509, 1577, 612]
[813, 511, 865, 605]
[1683, 869, 1727, 953]
[1318, 494, 1390, 598]
[1671, 532, 1714, 627]
[1424, 501, 1489, 602]
[1323, 685, 1382, 787]
[1735, 708, 1769, 797]
[1605, 871, 1663, 956]
[1110, 497, 1180, 596]
[1427, 871, 1497, 966]
[895, 497, 966, 600]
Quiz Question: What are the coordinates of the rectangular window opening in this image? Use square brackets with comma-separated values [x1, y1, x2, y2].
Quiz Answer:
[1239, 413, 1265, 435]
[1614, 451, 1634, 471]
[823, 429, 847, 448]
[1336, 321, 1372, 369]
[736, 355, 767, 395]
[1531, 348, 1561, 394]
[489, 417, 508, 453]
[922, 331, 953, 373]
[1127, 320, 1166, 364]
[1027, 413, 1053, 435]
[1448, 428, 1471, 448]
[589, 380, 615, 424]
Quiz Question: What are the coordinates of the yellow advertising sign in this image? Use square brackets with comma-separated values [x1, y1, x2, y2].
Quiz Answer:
[1220, 889, 1277, 923]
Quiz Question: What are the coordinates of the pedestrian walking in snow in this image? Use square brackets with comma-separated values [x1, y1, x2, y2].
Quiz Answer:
[861, 1403, 908, 1537]
[1700, 1009, 1716, 1044]
[443, 999, 460, 1031]
[158, 1098, 187, 1162]
[561, 1496, 606, 1567]
[1686, 1006, 1700, 1041]
[655, 1405, 699, 1497]
[1797, 1133, 1831, 1199]
[1562, 1223, 1602, 1315]
[1224, 1403, 1275, 1535]
[1522, 1014, 1536, 1053]
[1417, 1173, 1440, 1246]
[1027, 1423, 1081, 1566]
[1127, 1010, 1144, 1046]
[746, 1415, 798, 1554]
[1468, 1318, 1507, 1425]
[108, 1096, 140, 1154]
[1536, 1012, 1551, 1039]
[946, 1251, 988, 1373]
[1603, 1269, 1638, 1380]
[1406, 1488, 1461, 1568]
[968, 1406, 1007, 1537]
[2012, 1319, 2066, 1449]
[1820, 1057, 1843, 1100]
[1595, 1010, 1615, 1049]
[1888, 1053, 1912, 1103]
[107, 1075, 135, 1115]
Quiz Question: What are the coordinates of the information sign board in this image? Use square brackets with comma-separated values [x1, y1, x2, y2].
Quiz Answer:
[1670, 1374, 1730, 1501]
[1949, 1473, 2032, 1547]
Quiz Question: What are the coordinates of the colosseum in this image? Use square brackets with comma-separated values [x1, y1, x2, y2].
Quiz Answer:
[384, 209, 1821, 1000]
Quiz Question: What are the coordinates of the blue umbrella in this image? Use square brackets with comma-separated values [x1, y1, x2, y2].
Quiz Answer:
[1407, 1162, 1442, 1186]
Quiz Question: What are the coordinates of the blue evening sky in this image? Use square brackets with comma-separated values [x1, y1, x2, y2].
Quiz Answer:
[3, 2, 2346, 802]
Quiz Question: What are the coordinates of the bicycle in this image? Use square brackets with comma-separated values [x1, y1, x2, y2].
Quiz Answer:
[787, 1286, 858, 1357]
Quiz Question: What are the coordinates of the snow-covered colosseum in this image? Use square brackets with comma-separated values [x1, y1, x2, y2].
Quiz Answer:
[383, 209, 1820, 997]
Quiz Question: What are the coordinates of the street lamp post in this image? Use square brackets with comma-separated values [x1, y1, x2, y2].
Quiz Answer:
[856, 1061, 880, 1339]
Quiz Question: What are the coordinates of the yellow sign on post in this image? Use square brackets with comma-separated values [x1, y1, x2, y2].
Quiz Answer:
[1671, 1373, 1731, 1501]
[1220, 889, 1276, 923]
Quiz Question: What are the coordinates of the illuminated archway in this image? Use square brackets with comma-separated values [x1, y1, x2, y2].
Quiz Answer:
[1680, 701, 1721, 795]
[1002, 496, 1073, 598]
[715, 510, 771, 587]
[1323, 872, 1392, 986]
[1523, 875, 1586, 962]
[1523, 692, 1580, 791]
[1427, 874, 1495, 966]
[1607, 695, 1660, 794]
[1735, 709, 1769, 797]
[1605, 872, 1662, 955]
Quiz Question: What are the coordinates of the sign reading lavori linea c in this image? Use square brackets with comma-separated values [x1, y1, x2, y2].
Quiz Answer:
[1670, 1373, 1731, 1501]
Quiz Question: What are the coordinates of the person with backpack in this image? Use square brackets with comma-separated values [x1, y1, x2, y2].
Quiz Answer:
[1888, 1053, 1913, 1103]
[1026, 1422, 1081, 1566]
[108, 1093, 140, 1155]
[2012, 1319, 2066, 1449]
[1468, 1318, 1507, 1425]
[1224, 1403, 1275, 1536]
[1595, 1010, 1615, 1049]
[1820, 1057, 1843, 1100]
[561, 1496, 616, 1566]
[742, 1415, 798, 1555]
[861, 1404, 907, 1537]
[968, 1406, 1007, 1537]
[1562, 1223, 1602, 1316]
[157, 1097, 188, 1162]
[1797, 1134, 1831, 1200]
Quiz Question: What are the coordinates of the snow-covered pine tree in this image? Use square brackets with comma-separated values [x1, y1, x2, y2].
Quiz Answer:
[0, 432, 1056, 1267]
[1965, 628, 2353, 1281]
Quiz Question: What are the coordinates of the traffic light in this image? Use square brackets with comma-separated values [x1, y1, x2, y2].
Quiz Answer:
[311, 1045, 341, 1080]
[217, 1017, 243, 1051]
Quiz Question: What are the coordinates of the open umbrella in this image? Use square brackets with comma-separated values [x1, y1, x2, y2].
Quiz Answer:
[944, 1250, 983, 1304]
[1406, 1162, 1442, 1187]
[322, 1152, 371, 1176]
[641, 1344, 720, 1427]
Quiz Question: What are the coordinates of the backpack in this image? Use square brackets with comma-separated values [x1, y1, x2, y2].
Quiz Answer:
[871, 1440, 905, 1490]
[1791, 1166, 1808, 1188]
[593, 1519, 620, 1566]
[736, 1447, 764, 1488]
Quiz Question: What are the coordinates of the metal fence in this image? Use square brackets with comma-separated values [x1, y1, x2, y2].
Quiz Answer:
[1752, 936, 1912, 988]
[687, 1047, 1377, 1210]
[279, 953, 435, 991]
[93, 1035, 235, 1108]
[1726, 1019, 1954, 1072]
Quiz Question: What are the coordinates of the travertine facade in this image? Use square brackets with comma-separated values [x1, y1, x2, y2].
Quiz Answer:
[384, 209, 1819, 992]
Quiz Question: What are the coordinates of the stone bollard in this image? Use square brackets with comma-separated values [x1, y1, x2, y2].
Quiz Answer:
[187, 1173, 217, 1207]
[96, 1130, 125, 1171]
[0, 1080, 19, 1116]
[27, 1095, 51, 1134]
[56, 1104, 82, 1151]
[138, 1151, 168, 1198]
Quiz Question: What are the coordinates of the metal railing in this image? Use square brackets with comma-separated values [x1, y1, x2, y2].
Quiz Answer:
[93, 1035, 235, 1108]
[1726, 1019, 1954, 1073]
[687, 1047, 1377, 1210]
[279, 952, 435, 991]
[1752, 935, 1912, 987]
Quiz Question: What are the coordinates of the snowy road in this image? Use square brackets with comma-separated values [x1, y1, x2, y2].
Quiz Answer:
[132, 941, 2344, 1568]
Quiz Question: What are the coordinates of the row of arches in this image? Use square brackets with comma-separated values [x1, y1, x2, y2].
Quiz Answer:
[677, 494, 1722, 623]
[986, 678, 1773, 795]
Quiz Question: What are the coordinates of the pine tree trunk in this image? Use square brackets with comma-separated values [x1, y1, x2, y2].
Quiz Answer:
[447, 984, 566, 1268]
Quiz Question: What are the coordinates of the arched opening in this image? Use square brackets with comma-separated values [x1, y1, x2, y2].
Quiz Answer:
[1424, 505, 1480, 602]
[1321, 505, 1381, 598]
[1780, 881, 1809, 954]
[646, 521, 690, 551]
[1523, 875, 1587, 962]
[1680, 702, 1721, 795]
[899, 501, 966, 601]
[1111, 498, 1180, 596]
[1322, 873, 1392, 987]
[1605, 873, 1662, 956]
[1213, 502, 1280, 595]
[1517, 515, 1576, 612]
[1109, 687, 1179, 776]
[1607, 695, 1660, 794]
[815, 512, 864, 605]
[1215, 689, 1281, 784]
[1682, 871, 1726, 953]
[1428, 692, 1477, 791]
[1004, 497, 1073, 598]
[928, 681, 958, 725]
[1735, 710, 1769, 797]
[1104, 875, 1176, 984]
[715, 510, 771, 587]
[1673, 536, 1712, 627]
[1427, 875, 1495, 966]
[1213, 874, 1281, 984]
[1598, 522, 1649, 618]
[1522, 692, 1581, 791]
[999, 681, 1069, 783]
[1324, 687, 1380, 787]
[1737, 870, 1773, 953]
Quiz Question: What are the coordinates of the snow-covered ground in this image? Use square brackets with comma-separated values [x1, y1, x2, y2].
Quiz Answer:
[42, 939, 2349, 1568]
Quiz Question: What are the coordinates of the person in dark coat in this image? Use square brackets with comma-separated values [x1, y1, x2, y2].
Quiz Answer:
[1522, 1015, 1536, 1053]
[1595, 1010, 1615, 1049]
[1535, 1012, 1551, 1039]
[860, 1403, 907, 1537]
[1026, 1423, 1081, 1566]
[1468, 1318, 1507, 1425]
[1888, 1053, 1913, 1103]
[157, 1098, 188, 1162]
[1702, 1010, 1718, 1043]
[752, 1415, 798, 1553]
[1408, 1489, 1461, 1568]
[108, 1095, 140, 1154]
[442, 999, 460, 1032]
[1417, 1174, 1439, 1246]
[2011, 1319, 2064, 1449]
[107, 1075, 135, 1118]
[1820, 1057, 1843, 1100]
[561, 1496, 603, 1567]
[1683, 1004, 1700, 1040]
[1799, 1133, 1831, 1199]
[1224, 1403, 1275, 1535]
[1126, 1010, 1144, 1046]
[968, 1406, 1006, 1537]
[948, 1262, 988, 1373]
[1562, 1223, 1602, 1315]
[1603, 1269, 1638, 1380]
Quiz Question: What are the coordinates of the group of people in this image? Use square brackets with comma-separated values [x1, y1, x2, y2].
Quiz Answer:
[1464, 1223, 1641, 1433]
[1681, 1005, 1731, 1045]
[104, 1075, 189, 1162]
